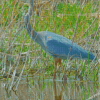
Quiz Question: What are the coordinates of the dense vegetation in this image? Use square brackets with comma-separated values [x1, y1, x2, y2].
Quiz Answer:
[0, 0, 99, 81]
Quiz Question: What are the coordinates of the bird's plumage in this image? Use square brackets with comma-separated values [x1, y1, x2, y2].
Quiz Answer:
[38, 31, 95, 60]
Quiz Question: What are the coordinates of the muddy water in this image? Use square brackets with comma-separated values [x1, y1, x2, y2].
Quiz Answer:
[0, 76, 100, 100]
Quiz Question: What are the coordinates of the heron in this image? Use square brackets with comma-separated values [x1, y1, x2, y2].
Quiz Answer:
[24, 0, 96, 80]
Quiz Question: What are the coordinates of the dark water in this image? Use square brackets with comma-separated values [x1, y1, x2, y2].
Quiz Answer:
[0, 76, 100, 100]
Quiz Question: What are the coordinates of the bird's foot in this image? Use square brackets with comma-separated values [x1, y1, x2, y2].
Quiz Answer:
[62, 74, 67, 81]
[53, 76, 56, 81]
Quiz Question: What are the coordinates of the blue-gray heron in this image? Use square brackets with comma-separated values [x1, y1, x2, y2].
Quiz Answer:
[24, 0, 96, 79]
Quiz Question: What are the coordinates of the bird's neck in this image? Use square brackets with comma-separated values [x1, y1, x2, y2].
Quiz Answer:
[24, 14, 44, 47]
[24, 15, 39, 43]
[26, 23, 41, 45]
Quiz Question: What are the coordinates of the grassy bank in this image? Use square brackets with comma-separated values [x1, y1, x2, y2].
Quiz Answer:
[0, 0, 99, 81]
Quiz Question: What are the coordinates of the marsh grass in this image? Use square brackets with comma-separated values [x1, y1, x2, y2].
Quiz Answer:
[0, 0, 99, 91]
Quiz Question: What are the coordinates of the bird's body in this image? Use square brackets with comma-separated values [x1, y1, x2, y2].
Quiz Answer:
[37, 31, 95, 60]
[24, 0, 96, 80]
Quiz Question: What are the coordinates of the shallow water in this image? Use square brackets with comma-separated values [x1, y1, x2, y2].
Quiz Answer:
[0, 76, 100, 100]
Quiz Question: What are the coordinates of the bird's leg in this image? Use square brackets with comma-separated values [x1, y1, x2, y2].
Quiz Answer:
[58, 58, 67, 81]
[58, 58, 64, 74]
[53, 58, 58, 80]
[54, 58, 67, 81]
[54, 58, 64, 79]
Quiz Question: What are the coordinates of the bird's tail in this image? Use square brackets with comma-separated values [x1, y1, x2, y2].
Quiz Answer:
[88, 52, 96, 60]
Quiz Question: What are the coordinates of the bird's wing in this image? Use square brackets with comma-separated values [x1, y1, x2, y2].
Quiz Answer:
[38, 31, 95, 60]
[44, 33, 88, 59]
[44, 34, 74, 59]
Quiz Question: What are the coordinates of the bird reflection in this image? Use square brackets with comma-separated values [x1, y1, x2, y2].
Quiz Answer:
[53, 81, 67, 100]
